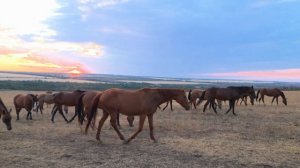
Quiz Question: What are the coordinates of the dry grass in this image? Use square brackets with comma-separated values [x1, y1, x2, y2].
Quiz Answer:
[0, 91, 299, 168]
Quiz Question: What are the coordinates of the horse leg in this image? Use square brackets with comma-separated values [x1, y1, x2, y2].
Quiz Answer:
[276, 97, 279, 105]
[58, 106, 68, 123]
[109, 112, 125, 141]
[50, 105, 58, 123]
[262, 95, 265, 105]
[244, 97, 248, 106]
[67, 107, 78, 123]
[116, 112, 120, 128]
[162, 101, 169, 111]
[232, 100, 236, 116]
[125, 114, 147, 144]
[147, 113, 156, 142]
[16, 108, 21, 121]
[95, 111, 109, 141]
[193, 100, 197, 109]
[127, 116, 134, 127]
[271, 97, 276, 105]
[226, 100, 233, 114]
[211, 100, 218, 114]
[203, 100, 210, 112]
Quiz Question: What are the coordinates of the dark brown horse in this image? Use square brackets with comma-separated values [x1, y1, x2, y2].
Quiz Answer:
[51, 90, 85, 123]
[0, 98, 12, 130]
[256, 88, 287, 105]
[198, 86, 256, 115]
[194, 90, 223, 110]
[14, 94, 36, 120]
[85, 88, 190, 143]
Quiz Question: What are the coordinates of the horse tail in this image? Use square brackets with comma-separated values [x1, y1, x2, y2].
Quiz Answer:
[85, 93, 101, 134]
[188, 90, 192, 101]
[76, 94, 85, 125]
[196, 91, 206, 106]
[256, 89, 260, 101]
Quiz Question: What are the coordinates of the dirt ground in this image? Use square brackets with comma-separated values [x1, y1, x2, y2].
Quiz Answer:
[0, 90, 299, 168]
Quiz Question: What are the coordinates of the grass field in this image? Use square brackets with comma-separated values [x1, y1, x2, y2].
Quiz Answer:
[0, 91, 299, 168]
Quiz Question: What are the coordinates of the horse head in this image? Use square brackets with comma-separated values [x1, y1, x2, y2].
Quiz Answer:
[283, 97, 287, 106]
[0, 99, 12, 130]
[174, 90, 190, 110]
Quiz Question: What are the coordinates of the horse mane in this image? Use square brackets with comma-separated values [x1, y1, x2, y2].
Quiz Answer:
[279, 91, 286, 100]
[74, 89, 86, 93]
[0, 98, 8, 112]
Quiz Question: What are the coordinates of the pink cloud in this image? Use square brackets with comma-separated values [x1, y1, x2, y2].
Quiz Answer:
[209, 69, 300, 81]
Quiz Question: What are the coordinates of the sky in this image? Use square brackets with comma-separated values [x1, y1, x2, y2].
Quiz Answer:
[0, 0, 299, 82]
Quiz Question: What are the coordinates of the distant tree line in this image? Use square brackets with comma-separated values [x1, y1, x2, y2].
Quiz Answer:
[0, 80, 299, 91]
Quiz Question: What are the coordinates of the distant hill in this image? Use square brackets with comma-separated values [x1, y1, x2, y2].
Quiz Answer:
[0, 71, 299, 91]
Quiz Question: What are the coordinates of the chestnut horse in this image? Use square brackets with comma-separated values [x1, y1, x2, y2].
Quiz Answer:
[0, 98, 12, 130]
[51, 90, 85, 123]
[77, 91, 135, 128]
[85, 88, 190, 143]
[256, 88, 287, 105]
[198, 86, 256, 115]
[14, 94, 37, 120]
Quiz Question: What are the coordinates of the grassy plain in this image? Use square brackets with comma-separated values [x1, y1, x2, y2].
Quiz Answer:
[0, 91, 299, 168]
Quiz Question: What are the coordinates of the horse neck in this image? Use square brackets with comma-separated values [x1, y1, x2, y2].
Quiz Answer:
[279, 91, 286, 100]
[0, 99, 8, 114]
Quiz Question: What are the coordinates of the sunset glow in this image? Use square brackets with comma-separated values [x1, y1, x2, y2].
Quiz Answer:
[0, 0, 299, 81]
[209, 69, 300, 81]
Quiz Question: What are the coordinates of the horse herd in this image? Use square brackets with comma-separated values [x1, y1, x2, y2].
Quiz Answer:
[0, 87, 287, 143]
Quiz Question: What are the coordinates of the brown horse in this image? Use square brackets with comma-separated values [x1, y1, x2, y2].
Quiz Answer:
[198, 86, 256, 115]
[188, 89, 204, 109]
[51, 90, 85, 123]
[35, 93, 54, 113]
[14, 94, 36, 120]
[0, 98, 12, 130]
[77, 91, 135, 128]
[85, 88, 190, 143]
[256, 88, 287, 105]
[194, 90, 223, 110]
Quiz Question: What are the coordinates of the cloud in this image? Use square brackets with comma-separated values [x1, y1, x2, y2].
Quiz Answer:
[0, 53, 90, 74]
[208, 69, 300, 81]
[77, 0, 129, 20]
[0, 0, 104, 73]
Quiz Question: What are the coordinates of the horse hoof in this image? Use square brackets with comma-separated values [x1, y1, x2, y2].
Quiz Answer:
[123, 140, 130, 144]
[153, 140, 158, 143]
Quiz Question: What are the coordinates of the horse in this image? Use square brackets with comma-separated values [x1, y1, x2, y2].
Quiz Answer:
[198, 86, 256, 115]
[35, 93, 54, 113]
[0, 98, 12, 130]
[256, 88, 287, 105]
[14, 94, 37, 120]
[51, 90, 86, 123]
[77, 91, 135, 128]
[194, 90, 223, 110]
[85, 88, 190, 143]
[188, 89, 204, 109]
